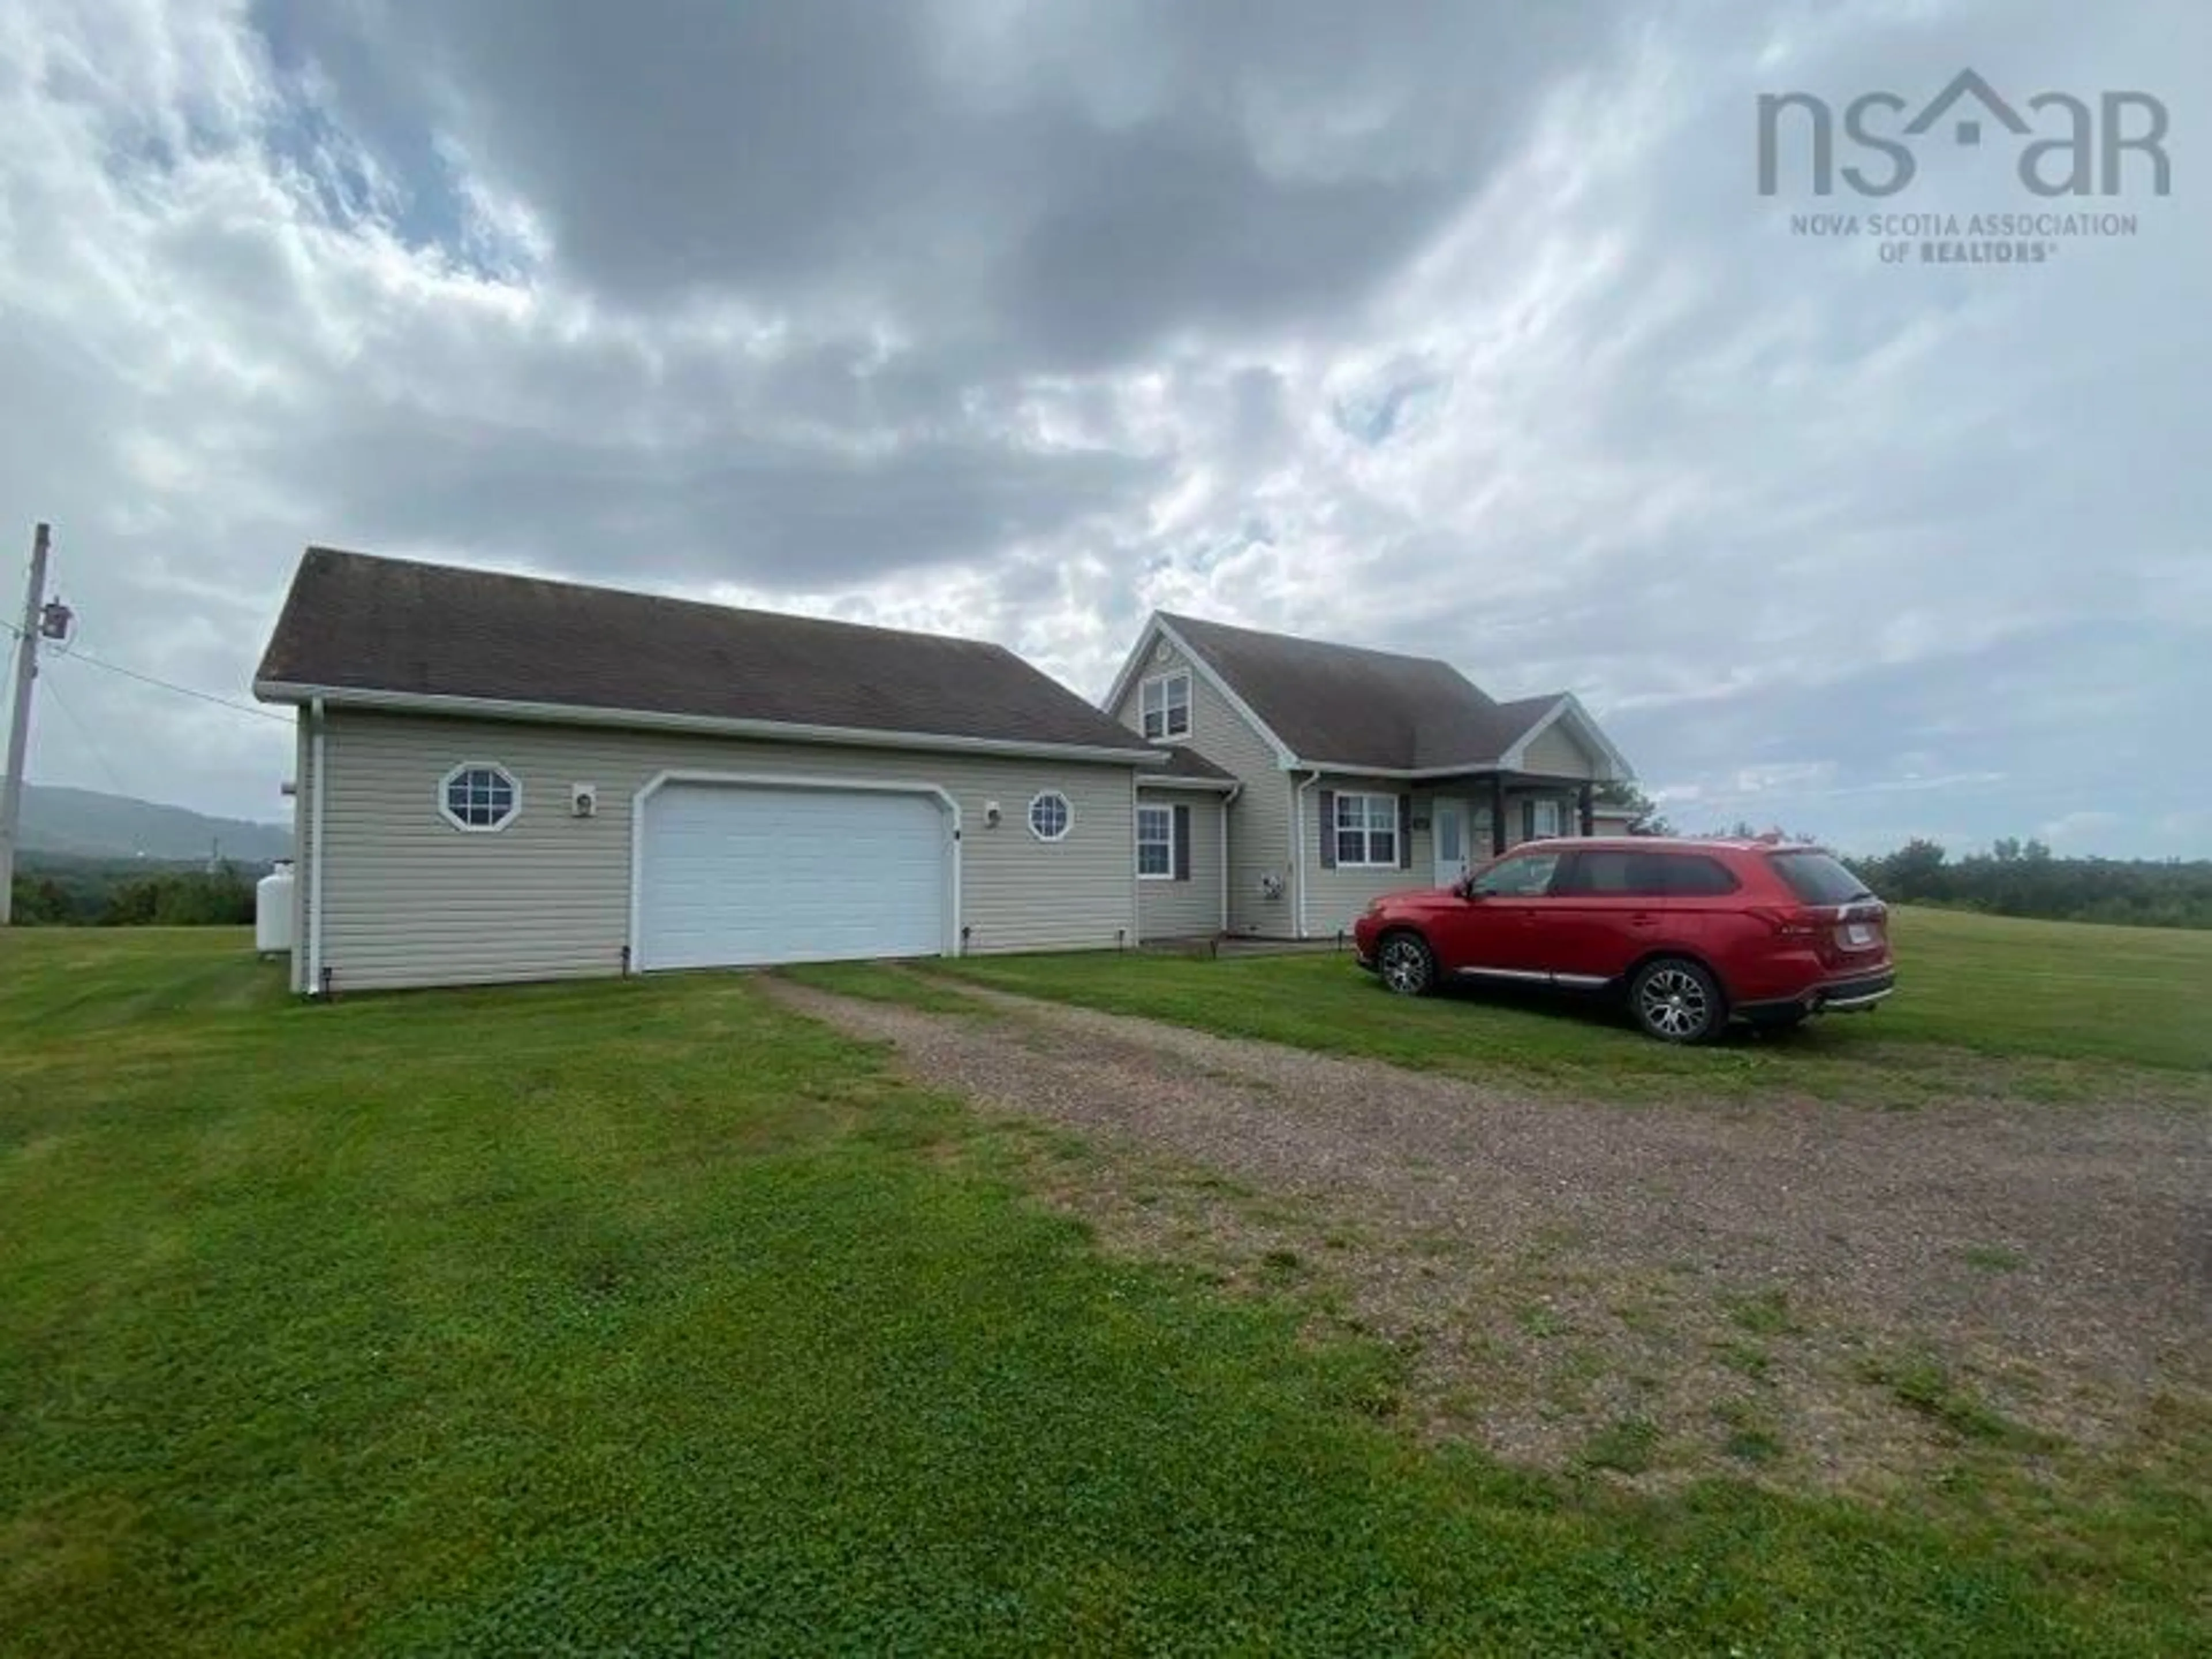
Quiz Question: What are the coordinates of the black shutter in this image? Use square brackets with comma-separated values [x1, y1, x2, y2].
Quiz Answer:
[1173, 804, 1192, 881]
[1317, 789, 1336, 868]
[1398, 796, 1412, 869]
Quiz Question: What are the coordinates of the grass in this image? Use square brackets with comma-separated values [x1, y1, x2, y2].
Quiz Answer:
[1716, 1403, 1787, 1467]
[1516, 1304, 1567, 1339]
[1858, 909, 2212, 1071]
[1725, 1288, 1805, 1339]
[1856, 1354, 2055, 1452]
[775, 957, 985, 1013]
[3, 930, 2207, 1653]
[1577, 1417, 1662, 1476]
[1716, 1340, 1775, 1380]
[924, 908, 2212, 1103]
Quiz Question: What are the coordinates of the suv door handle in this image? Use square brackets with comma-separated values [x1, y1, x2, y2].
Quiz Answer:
[1627, 912, 1659, 927]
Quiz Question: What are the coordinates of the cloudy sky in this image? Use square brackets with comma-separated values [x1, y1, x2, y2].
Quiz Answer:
[1, 0, 2203, 854]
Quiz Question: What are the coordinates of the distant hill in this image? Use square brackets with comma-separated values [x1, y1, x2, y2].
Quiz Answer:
[17, 785, 293, 865]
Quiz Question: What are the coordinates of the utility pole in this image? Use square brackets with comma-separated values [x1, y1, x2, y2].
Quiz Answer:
[1, 522, 53, 926]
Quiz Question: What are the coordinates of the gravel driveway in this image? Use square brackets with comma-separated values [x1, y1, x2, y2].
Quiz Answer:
[761, 974, 2210, 1484]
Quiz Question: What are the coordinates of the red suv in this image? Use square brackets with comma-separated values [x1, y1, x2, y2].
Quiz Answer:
[1351, 838, 1893, 1043]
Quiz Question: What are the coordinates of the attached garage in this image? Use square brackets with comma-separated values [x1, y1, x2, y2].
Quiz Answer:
[633, 774, 956, 971]
[259, 549, 1167, 993]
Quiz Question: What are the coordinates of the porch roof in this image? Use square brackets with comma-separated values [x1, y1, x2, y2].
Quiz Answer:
[1135, 744, 1239, 791]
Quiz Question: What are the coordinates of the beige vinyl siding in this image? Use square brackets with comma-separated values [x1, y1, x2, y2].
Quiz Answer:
[1134, 789, 1223, 941]
[1520, 719, 1601, 779]
[1111, 636, 1295, 936]
[1302, 775, 1434, 939]
[312, 709, 1139, 992]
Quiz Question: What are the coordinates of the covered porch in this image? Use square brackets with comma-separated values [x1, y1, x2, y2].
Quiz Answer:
[1298, 772, 1605, 940]
[1423, 774, 1598, 857]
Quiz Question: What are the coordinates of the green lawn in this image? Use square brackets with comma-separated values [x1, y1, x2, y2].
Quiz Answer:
[2, 929, 2205, 1653]
[921, 908, 2212, 1103]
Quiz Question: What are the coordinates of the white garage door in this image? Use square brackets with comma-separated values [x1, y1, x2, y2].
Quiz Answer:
[637, 781, 950, 971]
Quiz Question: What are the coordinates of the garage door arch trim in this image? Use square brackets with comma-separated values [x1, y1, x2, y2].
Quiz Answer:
[627, 769, 963, 969]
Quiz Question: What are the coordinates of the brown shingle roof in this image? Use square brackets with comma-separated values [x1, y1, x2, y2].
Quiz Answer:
[1138, 744, 1238, 784]
[256, 548, 1161, 757]
[1157, 613, 1562, 770]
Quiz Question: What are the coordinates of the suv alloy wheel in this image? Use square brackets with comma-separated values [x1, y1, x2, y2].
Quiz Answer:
[1376, 932, 1436, 996]
[1630, 957, 1724, 1043]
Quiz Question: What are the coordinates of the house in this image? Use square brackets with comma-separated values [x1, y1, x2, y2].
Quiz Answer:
[1590, 801, 1643, 836]
[253, 549, 1634, 993]
[255, 549, 1177, 994]
[1100, 613, 1631, 940]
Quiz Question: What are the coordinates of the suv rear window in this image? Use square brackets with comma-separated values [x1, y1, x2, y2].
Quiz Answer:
[1557, 850, 1740, 897]
[1768, 850, 1873, 905]
[1662, 854, 1740, 897]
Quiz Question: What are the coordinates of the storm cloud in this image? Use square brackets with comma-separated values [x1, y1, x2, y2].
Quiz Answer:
[0, 0, 2203, 854]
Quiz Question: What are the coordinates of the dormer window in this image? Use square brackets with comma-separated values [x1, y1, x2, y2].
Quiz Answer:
[1141, 671, 1191, 741]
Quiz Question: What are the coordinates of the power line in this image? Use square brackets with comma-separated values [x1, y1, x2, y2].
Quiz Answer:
[47, 645, 291, 725]
[36, 671, 136, 798]
[2, 613, 288, 725]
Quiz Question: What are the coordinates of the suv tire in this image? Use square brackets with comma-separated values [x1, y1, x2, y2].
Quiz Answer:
[1376, 931, 1437, 997]
[1629, 956, 1724, 1043]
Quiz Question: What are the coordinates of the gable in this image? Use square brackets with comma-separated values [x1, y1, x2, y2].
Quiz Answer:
[1498, 695, 1628, 782]
[1112, 635, 1198, 739]
[1518, 718, 1601, 778]
[1104, 619, 1293, 765]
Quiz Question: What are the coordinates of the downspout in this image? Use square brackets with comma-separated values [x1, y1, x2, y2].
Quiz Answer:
[1128, 767, 1141, 948]
[949, 798, 964, 956]
[306, 696, 328, 996]
[1293, 767, 1322, 940]
[1219, 782, 1241, 934]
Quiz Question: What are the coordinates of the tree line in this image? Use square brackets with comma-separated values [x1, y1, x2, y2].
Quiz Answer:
[1592, 782, 2211, 930]
[1838, 838, 2212, 930]
[9, 861, 262, 927]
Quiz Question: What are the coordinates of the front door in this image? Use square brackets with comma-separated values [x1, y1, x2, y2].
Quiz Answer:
[1432, 798, 1473, 888]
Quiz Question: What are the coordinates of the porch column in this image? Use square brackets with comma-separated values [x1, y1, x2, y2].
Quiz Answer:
[1578, 782, 1595, 836]
[1489, 774, 1508, 855]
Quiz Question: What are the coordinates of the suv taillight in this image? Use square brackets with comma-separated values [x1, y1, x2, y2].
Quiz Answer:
[1749, 905, 1828, 940]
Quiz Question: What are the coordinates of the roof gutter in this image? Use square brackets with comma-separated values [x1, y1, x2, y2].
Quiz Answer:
[1131, 774, 1240, 793]
[1275, 757, 1513, 781]
[254, 681, 1171, 768]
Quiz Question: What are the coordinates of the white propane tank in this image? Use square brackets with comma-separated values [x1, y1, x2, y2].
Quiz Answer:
[256, 861, 296, 956]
